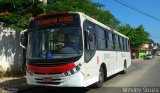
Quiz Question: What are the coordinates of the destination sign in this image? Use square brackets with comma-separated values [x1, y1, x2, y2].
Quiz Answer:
[36, 16, 73, 26]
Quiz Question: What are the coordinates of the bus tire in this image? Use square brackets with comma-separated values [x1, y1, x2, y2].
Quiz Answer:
[121, 61, 127, 74]
[93, 67, 104, 88]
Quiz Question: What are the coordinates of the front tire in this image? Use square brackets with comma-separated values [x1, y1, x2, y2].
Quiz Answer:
[93, 67, 104, 88]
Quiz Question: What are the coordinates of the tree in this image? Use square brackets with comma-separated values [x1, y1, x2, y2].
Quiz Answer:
[0, 0, 120, 32]
[0, 0, 45, 32]
[118, 24, 150, 49]
[46, 0, 120, 29]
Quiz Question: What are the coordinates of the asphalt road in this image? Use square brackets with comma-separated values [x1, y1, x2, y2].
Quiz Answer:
[86, 56, 160, 93]
[2, 56, 160, 93]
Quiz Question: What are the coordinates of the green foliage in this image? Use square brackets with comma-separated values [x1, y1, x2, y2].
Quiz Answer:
[0, 13, 32, 32]
[0, 0, 120, 32]
[0, 0, 45, 32]
[0, 0, 150, 49]
[118, 24, 150, 49]
[46, 0, 120, 29]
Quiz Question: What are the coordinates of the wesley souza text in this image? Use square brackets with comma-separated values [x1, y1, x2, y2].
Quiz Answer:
[123, 87, 159, 93]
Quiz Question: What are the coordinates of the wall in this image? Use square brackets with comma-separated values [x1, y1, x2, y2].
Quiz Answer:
[0, 26, 23, 75]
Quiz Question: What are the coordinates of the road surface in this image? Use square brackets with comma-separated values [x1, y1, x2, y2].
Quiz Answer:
[1, 56, 160, 93]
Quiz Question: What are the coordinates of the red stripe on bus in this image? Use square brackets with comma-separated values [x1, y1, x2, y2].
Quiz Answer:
[26, 63, 75, 74]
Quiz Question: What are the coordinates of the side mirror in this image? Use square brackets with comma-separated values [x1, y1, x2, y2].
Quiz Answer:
[20, 29, 28, 49]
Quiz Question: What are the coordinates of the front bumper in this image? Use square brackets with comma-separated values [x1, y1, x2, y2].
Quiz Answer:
[26, 71, 86, 87]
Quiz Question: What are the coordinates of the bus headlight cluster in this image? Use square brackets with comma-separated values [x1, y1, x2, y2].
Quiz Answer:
[64, 65, 80, 76]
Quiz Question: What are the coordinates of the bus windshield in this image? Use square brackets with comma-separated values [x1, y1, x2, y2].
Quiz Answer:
[27, 26, 82, 59]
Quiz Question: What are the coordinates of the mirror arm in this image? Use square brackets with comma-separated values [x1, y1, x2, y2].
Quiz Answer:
[20, 29, 27, 49]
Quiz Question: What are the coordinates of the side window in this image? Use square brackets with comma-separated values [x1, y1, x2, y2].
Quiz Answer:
[105, 31, 109, 49]
[84, 21, 96, 50]
[115, 35, 119, 50]
[109, 32, 112, 41]
[122, 38, 124, 50]
[83, 20, 96, 62]
[123, 38, 127, 51]
[126, 39, 128, 51]
[117, 37, 129, 51]
[120, 37, 123, 50]
[97, 27, 106, 49]
[88, 33, 96, 50]
[112, 33, 116, 49]
[108, 32, 113, 50]
[118, 36, 122, 50]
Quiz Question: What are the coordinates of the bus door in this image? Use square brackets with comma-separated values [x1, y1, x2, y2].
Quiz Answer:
[83, 21, 98, 85]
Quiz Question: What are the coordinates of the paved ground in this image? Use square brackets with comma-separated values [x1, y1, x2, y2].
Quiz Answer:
[0, 57, 160, 93]
[87, 56, 160, 93]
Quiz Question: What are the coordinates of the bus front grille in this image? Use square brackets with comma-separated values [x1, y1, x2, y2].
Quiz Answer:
[34, 72, 62, 75]
[36, 81, 60, 85]
[35, 78, 61, 85]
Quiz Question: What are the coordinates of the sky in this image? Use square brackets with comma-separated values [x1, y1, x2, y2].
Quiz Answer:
[92, 0, 160, 43]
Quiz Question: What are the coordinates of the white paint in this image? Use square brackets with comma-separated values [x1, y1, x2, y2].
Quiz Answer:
[0, 26, 22, 72]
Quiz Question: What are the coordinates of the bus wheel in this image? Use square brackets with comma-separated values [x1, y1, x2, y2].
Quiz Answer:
[93, 67, 104, 88]
[121, 62, 127, 74]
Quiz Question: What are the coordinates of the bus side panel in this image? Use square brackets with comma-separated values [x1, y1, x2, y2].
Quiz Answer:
[84, 52, 99, 86]
[115, 51, 131, 74]
[126, 52, 131, 68]
[95, 51, 115, 78]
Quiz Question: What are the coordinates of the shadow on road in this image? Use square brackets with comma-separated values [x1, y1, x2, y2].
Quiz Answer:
[0, 66, 135, 93]
[0, 77, 91, 93]
[0, 77, 26, 88]
[0, 73, 124, 93]
[20, 87, 91, 93]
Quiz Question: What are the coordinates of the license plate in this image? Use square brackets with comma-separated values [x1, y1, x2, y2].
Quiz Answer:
[43, 77, 52, 83]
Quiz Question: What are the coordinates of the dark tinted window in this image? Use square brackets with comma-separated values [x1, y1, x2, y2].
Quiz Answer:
[97, 27, 106, 49]
[115, 35, 119, 50]
[105, 31, 109, 48]
[112, 33, 116, 49]
[83, 21, 96, 62]
[28, 27, 82, 60]
[108, 32, 113, 50]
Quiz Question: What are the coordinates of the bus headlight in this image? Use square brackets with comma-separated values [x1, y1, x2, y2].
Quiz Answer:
[63, 65, 80, 76]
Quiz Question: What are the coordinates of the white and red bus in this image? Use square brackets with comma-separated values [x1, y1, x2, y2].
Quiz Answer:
[20, 12, 131, 87]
